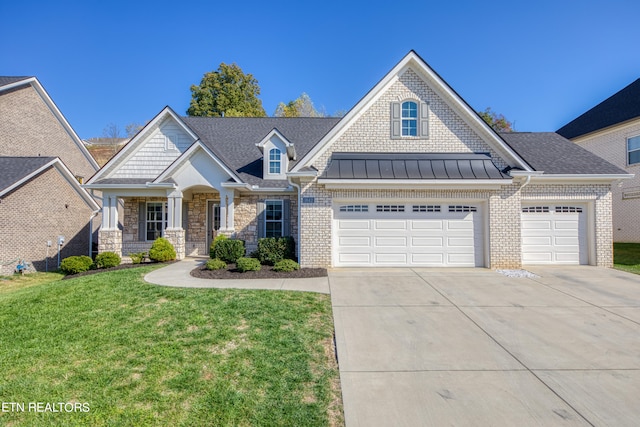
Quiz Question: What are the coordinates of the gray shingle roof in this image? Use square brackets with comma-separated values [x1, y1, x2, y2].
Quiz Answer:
[0, 76, 32, 88]
[322, 153, 510, 180]
[181, 116, 340, 186]
[0, 156, 56, 193]
[500, 132, 628, 175]
[557, 78, 640, 139]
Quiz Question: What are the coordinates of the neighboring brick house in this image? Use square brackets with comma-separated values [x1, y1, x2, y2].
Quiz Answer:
[557, 79, 640, 242]
[0, 76, 101, 274]
[86, 51, 630, 268]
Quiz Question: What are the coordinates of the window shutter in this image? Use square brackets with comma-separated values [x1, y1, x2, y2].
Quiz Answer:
[257, 201, 265, 239]
[182, 203, 189, 240]
[420, 102, 429, 138]
[282, 199, 291, 237]
[138, 202, 146, 241]
[391, 102, 401, 139]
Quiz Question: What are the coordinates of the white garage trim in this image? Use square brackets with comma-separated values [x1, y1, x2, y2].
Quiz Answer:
[521, 201, 594, 265]
[332, 200, 487, 267]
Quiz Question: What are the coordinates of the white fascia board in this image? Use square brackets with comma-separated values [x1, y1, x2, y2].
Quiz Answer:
[87, 106, 198, 184]
[318, 178, 512, 190]
[286, 170, 318, 178]
[292, 51, 533, 173]
[256, 128, 296, 160]
[528, 174, 634, 183]
[2, 77, 101, 171]
[83, 182, 175, 190]
[220, 182, 294, 193]
[154, 141, 243, 184]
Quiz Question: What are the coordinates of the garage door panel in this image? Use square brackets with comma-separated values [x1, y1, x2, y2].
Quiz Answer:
[555, 253, 580, 263]
[522, 236, 552, 246]
[339, 220, 370, 230]
[375, 236, 407, 247]
[522, 220, 552, 230]
[411, 253, 445, 265]
[555, 220, 579, 230]
[523, 252, 553, 263]
[412, 237, 444, 247]
[447, 237, 475, 247]
[554, 236, 579, 246]
[374, 220, 406, 230]
[339, 253, 371, 264]
[411, 220, 444, 230]
[375, 253, 407, 264]
[339, 236, 371, 246]
[447, 253, 476, 264]
[447, 220, 474, 230]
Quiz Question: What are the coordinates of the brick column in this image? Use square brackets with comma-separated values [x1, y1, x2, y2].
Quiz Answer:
[164, 228, 185, 260]
[98, 229, 122, 256]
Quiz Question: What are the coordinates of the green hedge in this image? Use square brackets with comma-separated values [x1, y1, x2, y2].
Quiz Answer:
[94, 252, 121, 269]
[209, 235, 228, 259]
[60, 256, 94, 274]
[149, 237, 176, 262]
[257, 237, 295, 265]
[236, 257, 261, 272]
[205, 258, 227, 270]
[273, 259, 300, 272]
[212, 238, 245, 263]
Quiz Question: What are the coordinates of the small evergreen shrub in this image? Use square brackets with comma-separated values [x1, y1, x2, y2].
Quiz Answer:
[209, 234, 229, 259]
[129, 252, 146, 264]
[94, 252, 121, 269]
[257, 237, 296, 265]
[148, 237, 177, 262]
[213, 239, 245, 263]
[273, 259, 300, 272]
[205, 258, 227, 270]
[60, 256, 94, 274]
[236, 257, 261, 272]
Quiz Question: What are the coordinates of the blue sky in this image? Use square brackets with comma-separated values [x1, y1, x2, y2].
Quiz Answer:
[2, 0, 639, 139]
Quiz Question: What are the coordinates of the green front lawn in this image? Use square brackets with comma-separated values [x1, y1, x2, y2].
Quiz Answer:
[0, 267, 343, 426]
[614, 242, 640, 274]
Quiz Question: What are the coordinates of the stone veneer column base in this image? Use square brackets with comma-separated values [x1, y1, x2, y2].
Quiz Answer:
[164, 229, 186, 260]
[98, 229, 123, 257]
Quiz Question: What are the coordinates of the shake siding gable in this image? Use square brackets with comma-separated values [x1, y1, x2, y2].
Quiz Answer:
[113, 121, 195, 179]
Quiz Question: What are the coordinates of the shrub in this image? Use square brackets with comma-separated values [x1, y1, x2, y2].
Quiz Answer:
[129, 252, 146, 264]
[257, 237, 296, 265]
[205, 258, 227, 270]
[213, 238, 245, 263]
[148, 237, 176, 262]
[209, 234, 229, 259]
[94, 252, 121, 269]
[236, 257, 261, 272]
[273, 259, 300, 272]
[60, 256, 94, 274]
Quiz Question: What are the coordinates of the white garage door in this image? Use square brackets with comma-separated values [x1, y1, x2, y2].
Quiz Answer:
[334, 203, 484, 267]
[521, 204, 588, 265]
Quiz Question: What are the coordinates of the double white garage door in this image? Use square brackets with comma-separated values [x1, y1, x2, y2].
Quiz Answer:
[333, 202, 588, 267]
[334, 203, 485, 267]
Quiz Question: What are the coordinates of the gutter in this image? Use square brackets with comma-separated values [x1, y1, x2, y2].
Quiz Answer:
[287, 176, 302, 263]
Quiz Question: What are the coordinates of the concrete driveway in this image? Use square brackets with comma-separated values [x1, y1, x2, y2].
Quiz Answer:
[330, 266, 640, 426]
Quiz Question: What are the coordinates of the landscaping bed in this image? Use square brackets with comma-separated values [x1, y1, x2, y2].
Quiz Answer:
[61, 260, 176, 280]
[191, 262, 327, 279]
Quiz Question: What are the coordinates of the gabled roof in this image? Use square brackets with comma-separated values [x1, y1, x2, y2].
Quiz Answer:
[557, 78, 640, 139]
[0, 156, 100, 210]
[0, 76, 32, 87]
[182, 116, 340, 186]
[500, 132, 628, 175]
[292, 50, 533, 173]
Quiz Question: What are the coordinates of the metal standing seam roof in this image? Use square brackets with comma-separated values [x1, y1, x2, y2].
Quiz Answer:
[322, 153, 511, 180]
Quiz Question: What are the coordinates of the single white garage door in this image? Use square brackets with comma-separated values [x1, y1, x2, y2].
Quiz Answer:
[521, 204, 588, 265]
[333, 203, 484, 267]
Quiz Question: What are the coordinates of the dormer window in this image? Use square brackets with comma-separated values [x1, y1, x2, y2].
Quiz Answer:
[401, 101, 418, 136]
[269, 148, 282, 174]
[391, 100, 429, 139]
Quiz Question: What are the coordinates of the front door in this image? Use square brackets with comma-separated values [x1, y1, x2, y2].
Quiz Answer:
[207, 201, 221, 250]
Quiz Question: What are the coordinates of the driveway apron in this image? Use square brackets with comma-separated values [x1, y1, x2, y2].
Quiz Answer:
[329, 267, 640, 426]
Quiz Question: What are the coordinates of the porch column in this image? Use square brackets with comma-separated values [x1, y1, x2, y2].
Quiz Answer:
[101, 193, 119, 230]
[166, 189, 183, 229]
[219, 188, 235, 232]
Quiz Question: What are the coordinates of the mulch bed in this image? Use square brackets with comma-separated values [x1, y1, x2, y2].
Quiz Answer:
[61, 261, 176, 280]
[191, 263, 327, 280]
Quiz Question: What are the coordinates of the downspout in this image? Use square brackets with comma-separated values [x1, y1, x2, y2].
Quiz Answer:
[89, 210, 99, 257]
[287, 177, 302, 263]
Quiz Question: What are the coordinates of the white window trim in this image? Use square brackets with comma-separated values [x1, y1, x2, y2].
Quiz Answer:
[146, 202, 168, 241]
[401, 100, 418, 137]
[268, 148, 282, 175]
[627, 135, 640, 166]
[264, 199, 284, 238]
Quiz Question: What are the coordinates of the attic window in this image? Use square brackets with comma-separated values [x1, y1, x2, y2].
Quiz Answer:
[269, 148, 282, 174]
[391, 101, 429, 139]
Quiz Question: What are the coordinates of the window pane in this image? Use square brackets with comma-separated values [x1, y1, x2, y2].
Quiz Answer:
[266, 201, 283, 220]
[402, 101, 417, 118]
[266, 222, 282, 237]
[269, 161, 281, 174]
[628, 136, 640, 152]
[402, 119, 417, 136]
[269, 149, 281, 160]
[629, 149, 640, 165]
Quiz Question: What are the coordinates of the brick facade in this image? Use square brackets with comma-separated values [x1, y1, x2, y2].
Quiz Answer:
[572, 119, 640, 242]
[0, 167, 94, 275]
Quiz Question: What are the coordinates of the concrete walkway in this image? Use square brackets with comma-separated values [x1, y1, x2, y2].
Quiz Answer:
[144, 257, 330, 294]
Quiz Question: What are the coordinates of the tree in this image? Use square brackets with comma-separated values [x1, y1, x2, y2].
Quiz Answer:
[187, 63, 266, 117]
[274, 93, 324, 117]
[478, 107, 514, 132]
[125, 122, 143, 138]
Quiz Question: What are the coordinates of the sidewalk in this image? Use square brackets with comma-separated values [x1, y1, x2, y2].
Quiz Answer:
[144, 257, 330, 294]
